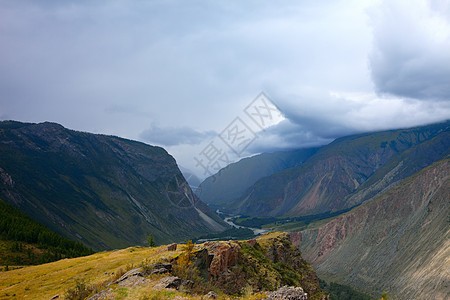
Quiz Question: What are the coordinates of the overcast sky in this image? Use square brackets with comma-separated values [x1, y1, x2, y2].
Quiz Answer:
[1, 0, 449, 178]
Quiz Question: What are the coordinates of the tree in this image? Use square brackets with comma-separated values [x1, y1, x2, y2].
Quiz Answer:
[147, 233, 156, 247]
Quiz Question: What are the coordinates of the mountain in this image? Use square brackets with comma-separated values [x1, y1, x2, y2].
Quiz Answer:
[0, 198, 93, 266]
[0, 233, 327, 299]
[197, 148, 319, 209]
[0, 121, 226, 250]
[291, 158, 449, 299]
[225, 121, 449, 217]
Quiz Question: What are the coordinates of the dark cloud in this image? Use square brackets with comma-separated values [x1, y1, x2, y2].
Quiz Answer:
[0, 0, 449, 178]
[140, 124, 217, 146]
[369, 0, 450, 101]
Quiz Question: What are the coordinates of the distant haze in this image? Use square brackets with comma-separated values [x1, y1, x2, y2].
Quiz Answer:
[1, 0, 449, 178]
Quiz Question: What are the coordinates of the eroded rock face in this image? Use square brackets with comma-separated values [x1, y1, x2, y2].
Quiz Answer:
[205, 242, 241, 279]
[297, 159, 450, 299]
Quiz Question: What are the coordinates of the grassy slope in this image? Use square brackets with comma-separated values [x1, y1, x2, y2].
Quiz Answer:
[0, 233, 324, 300]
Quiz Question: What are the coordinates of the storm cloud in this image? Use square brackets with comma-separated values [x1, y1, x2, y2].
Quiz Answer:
[0, 0, 449, 177]
[369, 0, 450, 100]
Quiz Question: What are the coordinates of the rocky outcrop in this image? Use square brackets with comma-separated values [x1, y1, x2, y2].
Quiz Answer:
[296, 159, 450, 299]
[183, 233, 327, 298]
[0, 121, 226, 250]
[204, 241, 241, 279]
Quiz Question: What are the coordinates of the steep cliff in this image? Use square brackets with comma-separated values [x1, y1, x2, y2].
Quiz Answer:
[292, 159, 449, 299]
[0, 121, 226, 250]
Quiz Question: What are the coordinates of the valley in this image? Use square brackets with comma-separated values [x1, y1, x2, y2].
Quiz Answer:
[0, 120, 448, 299]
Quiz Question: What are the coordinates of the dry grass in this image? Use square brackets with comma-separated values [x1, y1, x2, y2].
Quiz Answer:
[0, 234, 281, 299]
[0, 245, 174, 299]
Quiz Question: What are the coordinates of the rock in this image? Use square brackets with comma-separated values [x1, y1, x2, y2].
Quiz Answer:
[153, 276, 183, 290]
[266, 286, 308, 300]
[205, 242, 241, 279]
[181, 279, 194, 289]
[205, 291, 219, 298]
[149, 263, 172, 275]
[151, 268, 170, 274]
[191, 248, 213, 271]
[118, 276, 149, 287]
[167, 243, 177, 251]
[247, 239, 257, 247]
[113, 267, 144, 285]
[86, 288, 114, 300]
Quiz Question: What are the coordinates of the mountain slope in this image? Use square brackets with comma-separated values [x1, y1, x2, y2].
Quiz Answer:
[0, 198, 93, 266]
[197, 148, 319, 209]
[228, 121, 449, 217]
[291, 159, 449, 299]
[0, 121, 226, 250]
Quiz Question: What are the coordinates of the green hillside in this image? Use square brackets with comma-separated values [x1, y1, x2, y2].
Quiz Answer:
[0, 199, 93, 266]
[0, 121, 226, 251]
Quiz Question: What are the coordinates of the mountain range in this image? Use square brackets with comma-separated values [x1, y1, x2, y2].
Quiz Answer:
[199, 121, 449, 218]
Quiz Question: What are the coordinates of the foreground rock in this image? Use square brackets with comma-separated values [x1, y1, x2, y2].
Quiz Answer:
[266, 286, 308, 300]
[153, 276, 192, 290]
[149, 262, 172, 274]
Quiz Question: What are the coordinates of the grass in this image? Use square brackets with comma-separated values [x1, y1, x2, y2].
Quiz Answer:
[0, 245, 167, 299]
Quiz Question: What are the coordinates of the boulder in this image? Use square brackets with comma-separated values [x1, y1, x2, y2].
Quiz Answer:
[205, 291, 219, 299]
[266, 286, 308, 300]
[153, 276, 183, 290]
[167, 243, 177, 251]
[113, 267, 144, 285]
[149, 263, 172, 275]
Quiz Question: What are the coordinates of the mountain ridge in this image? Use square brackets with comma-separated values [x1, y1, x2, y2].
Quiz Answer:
[220, 121, 449, 217]
[0, 121, 226, 250]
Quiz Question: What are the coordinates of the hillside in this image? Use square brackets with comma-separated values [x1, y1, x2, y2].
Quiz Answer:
[0, 233, 327, 300]
[0, 198, 93, 266]
[0, 121, 226, 250]
[291, 159, 449, 299]
[224, 121, 449, 217]
[197, 148, 319, 209]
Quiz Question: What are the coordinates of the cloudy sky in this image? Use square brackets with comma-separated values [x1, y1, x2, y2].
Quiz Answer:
[1, 0, 449, 178]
